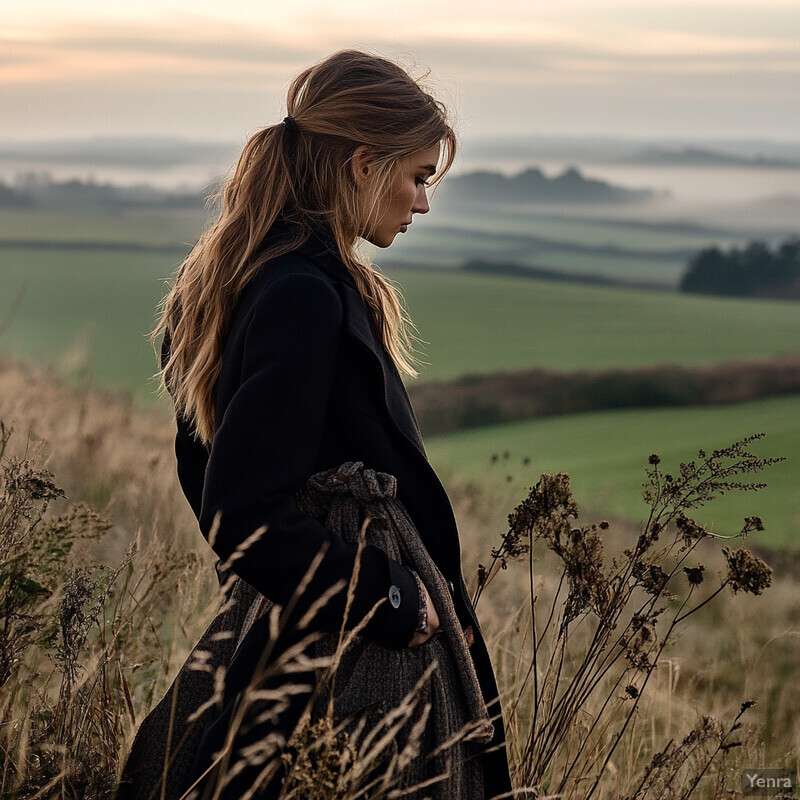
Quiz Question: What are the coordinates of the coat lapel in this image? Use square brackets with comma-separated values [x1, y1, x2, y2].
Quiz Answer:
[295, 232, 428, 460]
[338, 283, 428, 460]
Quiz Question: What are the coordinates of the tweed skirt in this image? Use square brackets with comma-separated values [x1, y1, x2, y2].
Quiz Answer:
[117, 462, 492, 800]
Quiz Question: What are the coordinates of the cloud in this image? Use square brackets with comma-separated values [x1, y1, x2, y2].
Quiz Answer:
[3, 8, 797, 84]
[0, 23, 321, 85]
[1, 6, 799, 139]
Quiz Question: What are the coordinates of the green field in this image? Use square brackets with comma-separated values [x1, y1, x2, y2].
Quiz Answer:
[0, 208, 208, 247]
[3, 226, 800, 400]
[1, 245, 177, 401]
[394, 267, 800, 380]
[382, 203, 744, 283]
[426, 395, 799, 548]
[384, 225, 688, 283]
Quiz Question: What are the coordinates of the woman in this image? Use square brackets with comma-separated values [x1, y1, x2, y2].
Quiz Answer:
[127, 50, 511, 799]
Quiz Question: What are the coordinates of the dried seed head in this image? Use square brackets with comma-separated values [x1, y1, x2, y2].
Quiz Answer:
[741, 516, 765, 537]
[676, 514, 708, 547]
[633, 562, 670, 596]
[723, 547, 772, 595]
[682, 565, 705, 586]
[562, 526, 610, 620]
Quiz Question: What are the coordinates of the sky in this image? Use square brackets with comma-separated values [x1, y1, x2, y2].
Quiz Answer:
[3, 0, 800, 143]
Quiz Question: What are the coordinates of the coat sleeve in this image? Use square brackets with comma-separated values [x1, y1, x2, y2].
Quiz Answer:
[197, 271, 419, 649]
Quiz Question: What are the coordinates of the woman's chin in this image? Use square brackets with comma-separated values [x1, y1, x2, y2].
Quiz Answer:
[364, 232, 397, 248]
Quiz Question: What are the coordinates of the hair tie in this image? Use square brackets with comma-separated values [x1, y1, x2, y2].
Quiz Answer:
[283, 115, 299, 135]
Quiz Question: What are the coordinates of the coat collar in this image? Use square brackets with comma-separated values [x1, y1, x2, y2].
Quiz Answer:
[265, 219, 357, 289]
[295, 230, 357, 290]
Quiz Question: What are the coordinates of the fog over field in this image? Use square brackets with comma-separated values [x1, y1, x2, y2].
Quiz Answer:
[2, 134, 799, 220]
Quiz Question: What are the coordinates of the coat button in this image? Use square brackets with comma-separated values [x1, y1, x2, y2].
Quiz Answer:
[388, 585, 401, 609]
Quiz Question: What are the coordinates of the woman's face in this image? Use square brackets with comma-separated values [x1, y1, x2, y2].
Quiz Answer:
[363, 143, 441, 248]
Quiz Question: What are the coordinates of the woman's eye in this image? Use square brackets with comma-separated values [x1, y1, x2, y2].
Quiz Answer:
[415, 177, 430, 187]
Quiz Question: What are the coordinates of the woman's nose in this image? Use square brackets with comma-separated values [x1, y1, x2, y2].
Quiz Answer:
[412, 185, 430, 215]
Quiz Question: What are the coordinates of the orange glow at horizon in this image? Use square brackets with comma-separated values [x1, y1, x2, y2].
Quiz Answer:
[3, 0, 799, 140]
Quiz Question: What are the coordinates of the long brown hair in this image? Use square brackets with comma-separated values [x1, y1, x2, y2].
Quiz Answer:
[152, 49, 456, 444]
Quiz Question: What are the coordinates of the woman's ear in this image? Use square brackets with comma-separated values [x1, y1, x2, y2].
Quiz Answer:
[350, 145, 375, 185]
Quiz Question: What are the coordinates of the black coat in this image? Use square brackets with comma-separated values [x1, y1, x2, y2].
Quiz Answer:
[166, 227, 512, 798]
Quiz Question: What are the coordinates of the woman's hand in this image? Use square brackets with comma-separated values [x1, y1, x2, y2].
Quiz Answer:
[407, 579, 440, 647]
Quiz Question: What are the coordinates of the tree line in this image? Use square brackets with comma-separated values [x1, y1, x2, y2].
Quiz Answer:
[408, 355, 800, 435]
[0, 175, 210, 211]
[680, 236, 800, 300]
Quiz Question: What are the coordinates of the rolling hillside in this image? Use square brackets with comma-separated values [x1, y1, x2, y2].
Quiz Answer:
[426, 395, 799, 548]
[2, 218, 800, 399]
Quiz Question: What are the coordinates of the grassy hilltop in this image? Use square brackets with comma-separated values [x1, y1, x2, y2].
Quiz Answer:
[427, 396, 799, 548]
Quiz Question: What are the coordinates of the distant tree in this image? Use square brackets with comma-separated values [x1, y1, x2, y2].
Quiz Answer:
[775, 237, 800, 295]
[0, 182, 33, 208]
[680, 236, 800, 300]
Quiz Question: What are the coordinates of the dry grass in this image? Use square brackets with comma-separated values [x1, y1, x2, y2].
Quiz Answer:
[450, 473, 800, 797]
[0, 357, 798, 798]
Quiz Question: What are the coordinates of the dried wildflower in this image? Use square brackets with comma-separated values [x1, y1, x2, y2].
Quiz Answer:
[509, 473, 578, 544]
[633, 562, 670, 596]
[740, 515, 765, 537]
[56, 565, 113, 689]
[16, 468, 65, 502]
[498, 473, 579, 567]
[683, 565, 705, 586]
[491, 528, 528, 566]
[625, 613, 658, 669]
[562, 526, 609, 620]
[723, 547, 772, 595]
[636, 520, 665, 551]
[475, 436, 780, 796]
[642, 435, 782, 530]
[477, 474, 577, 604]
[476, 563, 487, 591]
[676, 514, 707, 547]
